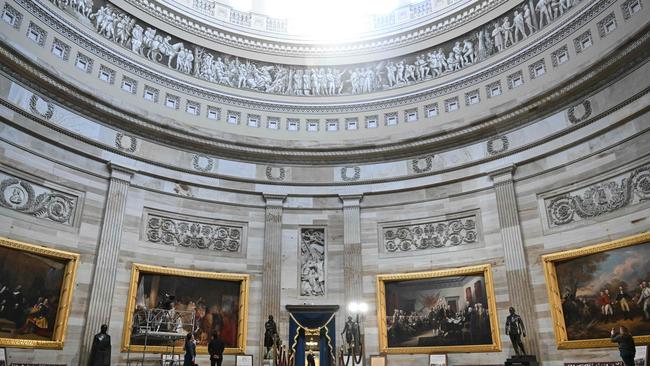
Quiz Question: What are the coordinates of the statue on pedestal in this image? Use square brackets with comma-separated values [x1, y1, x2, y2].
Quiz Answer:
[505, 307, 526, 356]
[264, 315, 278, 359]
[89, 324, 111, 366]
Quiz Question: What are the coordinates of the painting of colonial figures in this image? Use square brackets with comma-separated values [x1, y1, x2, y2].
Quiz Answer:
[543, 231, 650, 349]
[0, 237, 78, 349]
[376, 264, 501, 353]
[299, 228, 326, 297]
[122, 263, 249, 354]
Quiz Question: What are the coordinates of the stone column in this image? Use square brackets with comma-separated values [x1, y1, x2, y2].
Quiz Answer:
[80, 163, 134, 365]
[340, 195, 363, 307]
[490, 167, 540, 358]
[260, 194, 285, 362]
[528, 0, 540, 31]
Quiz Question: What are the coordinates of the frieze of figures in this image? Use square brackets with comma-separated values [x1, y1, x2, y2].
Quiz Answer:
[48, 0, 582, 97]
[0, 172, 78, 225]
[545, 165, 650, 227]
[382, 215, 478, 252]
[299, 228, 326, 297]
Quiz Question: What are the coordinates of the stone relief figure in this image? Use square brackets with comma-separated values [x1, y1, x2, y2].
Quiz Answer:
[501, 16, 515, 48]
[536, 0, 552, 27]
[299, 228, 326, 297]
[462, 39, 476, 65]
[491, 21, 505, 52]
[523, 4, 537, 34]
[513, 10, 527, 42]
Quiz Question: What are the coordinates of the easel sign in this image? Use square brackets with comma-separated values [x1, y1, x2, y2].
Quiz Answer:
[370, 354, 386, 366]
[236, 354, 254, 366]
[429, 354, 448, 366]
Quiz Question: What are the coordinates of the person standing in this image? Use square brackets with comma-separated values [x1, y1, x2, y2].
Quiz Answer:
[638, 282, 650, 320]
[184, 332, 196, 366]
[505, 307, 526, 356]
[208, 331, 225, 366]
[611, 326, 635, 366]
[307, 350, 316, 366]
[616, 286, 632, 320]
[89, 324, 111, 366]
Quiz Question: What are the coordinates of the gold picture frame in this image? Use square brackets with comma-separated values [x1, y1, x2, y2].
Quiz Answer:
[376, 264, 501, 354]
[0, 237, 79, 349]
[121, 263, 249, 354]
[543, 231, 650, 349]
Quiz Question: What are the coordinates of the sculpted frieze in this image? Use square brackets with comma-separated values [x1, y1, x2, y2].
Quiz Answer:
[145, 211, 245, 253]
[381, 215, 478, 253]
[46, 0, 583, 97]
[0, 171, 78, 225]
[545, 165, 650, 227]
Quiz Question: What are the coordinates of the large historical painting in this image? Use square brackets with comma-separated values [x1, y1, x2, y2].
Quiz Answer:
[543, 231, 650, 349]
[0, 237, 78, 349]
[376, 264, 501, 353]
[122, 264, 249, 354]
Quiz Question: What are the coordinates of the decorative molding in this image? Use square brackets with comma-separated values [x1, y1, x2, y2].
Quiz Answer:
[191, 154, 214, 172]
[28, 94, 54, 120]
[596, 12, 617, 38]
[545, 164, 650, 227]
[411, 155, 434, 173]
[144, 210, 246, 253]
[380, 214, 478, 253]
[621, 0, 642, 20]
[551, 45, 569, 67]
[0, 171, 78, 225]
[567, 99, 592, 123]
[341, 166, 361, 182]
[299, 227, 326, 297]
[265, 166, 286, 181]
[2, 3, 24, 29]
[115, 132, 137, 152]
[487, 135, 509, 155]
[574, 30, 593, 53]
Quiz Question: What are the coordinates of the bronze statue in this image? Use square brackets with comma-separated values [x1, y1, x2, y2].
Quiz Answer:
[505, 307, 526, 356]
[264, 315, 278, 358]
[89, 324, 111, 366]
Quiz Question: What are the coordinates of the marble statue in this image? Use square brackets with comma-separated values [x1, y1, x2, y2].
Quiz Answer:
[513, 10, 527, 42]
[492, 21, 505, 52]
[502, 17, 515, 48]
[523, 4, 537, 34]
[462, 39, 475, 65]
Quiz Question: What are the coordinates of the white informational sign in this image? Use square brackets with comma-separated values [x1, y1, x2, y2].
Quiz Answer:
[429, 354, 448, 366]
[236, 354, 254, 366]
[369, 355, 385, 366]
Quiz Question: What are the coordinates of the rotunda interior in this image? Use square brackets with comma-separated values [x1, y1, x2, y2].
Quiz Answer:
[0, 0, 648, 365]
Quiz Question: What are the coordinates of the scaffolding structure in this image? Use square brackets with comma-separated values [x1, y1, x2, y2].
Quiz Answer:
[126, 308, 196, 366]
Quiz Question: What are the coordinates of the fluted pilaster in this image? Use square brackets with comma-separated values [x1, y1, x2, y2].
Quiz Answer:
[80, 163, 134, 365]
[490, 167, 540, 358]
[340, 195, 363, 307]
[260, 194, 285, 362]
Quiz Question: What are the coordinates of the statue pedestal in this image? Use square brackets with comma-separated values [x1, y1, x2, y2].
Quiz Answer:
[262, 359, 273, 366]
[505, 355, 538, 366]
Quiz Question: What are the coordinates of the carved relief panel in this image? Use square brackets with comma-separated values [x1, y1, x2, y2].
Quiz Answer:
[0, 170, 80, 226]
[142, 209, 247, 256]
[378, 211, 481, 254]
[298, 227, 326, 297]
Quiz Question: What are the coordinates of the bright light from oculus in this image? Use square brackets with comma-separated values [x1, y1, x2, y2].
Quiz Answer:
[348, 301, 368, 313]
[252, 0, 401, 41]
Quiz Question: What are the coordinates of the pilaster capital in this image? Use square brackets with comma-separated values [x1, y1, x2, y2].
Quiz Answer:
[489, 165, 516, 185]
[263, 193, 286, 208]
[107, 162, 136, 183]
[339, 194, 363, 208]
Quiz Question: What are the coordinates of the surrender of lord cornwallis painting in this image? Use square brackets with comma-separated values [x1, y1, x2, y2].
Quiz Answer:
[0, 237, 78, 349]
[543, 232, 650, 349]
[122, 263, 249, 354]
[376, 264, 501, 353]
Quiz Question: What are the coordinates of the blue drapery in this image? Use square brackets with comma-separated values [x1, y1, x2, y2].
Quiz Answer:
[288, 311, 336, 366]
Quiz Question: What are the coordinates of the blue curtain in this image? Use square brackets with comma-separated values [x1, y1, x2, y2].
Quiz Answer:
[288, 312, 336, 366]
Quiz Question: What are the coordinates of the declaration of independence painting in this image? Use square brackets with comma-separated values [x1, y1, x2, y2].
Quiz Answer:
[122, 263, 249, 354]
[543, 231, 650, 349]
[0, 237, 78, 349]
[376, 264, 501, 353]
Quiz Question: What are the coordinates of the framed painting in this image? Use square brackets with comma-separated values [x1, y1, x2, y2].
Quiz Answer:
[543, 231, 650, 349]
[376, 264, 501, 354]
[0, 237, 79, 349]
[121, 263, 249, 354]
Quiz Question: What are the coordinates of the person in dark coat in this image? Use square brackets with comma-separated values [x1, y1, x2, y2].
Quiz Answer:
[89, 324, 111, 366]
[208, 331, 225, 366]
[611, 326, 635, 366]
[306, 350, 316, 366]
[184, 332, 197, 366]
